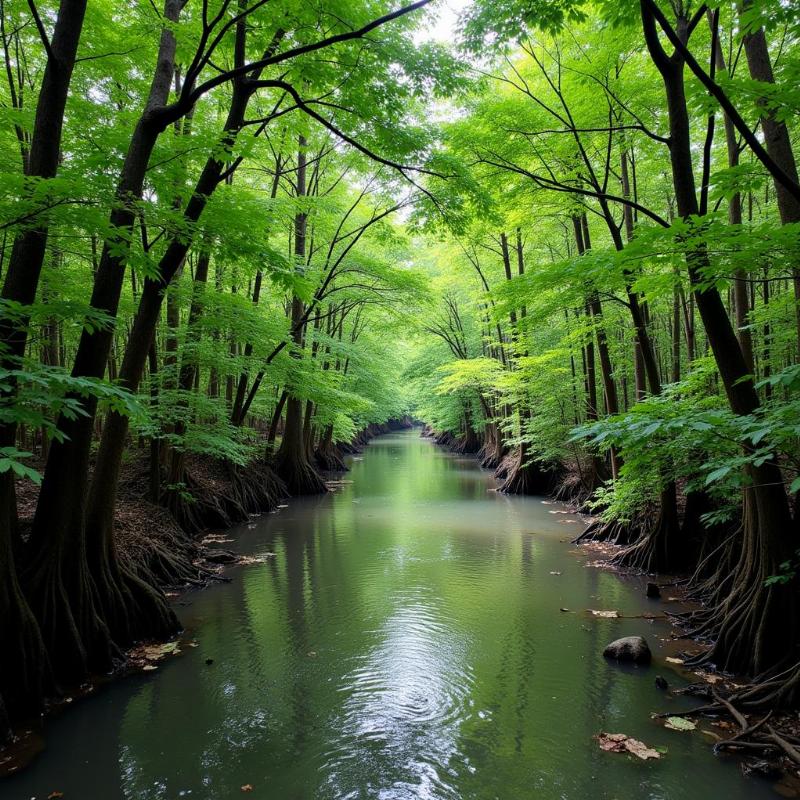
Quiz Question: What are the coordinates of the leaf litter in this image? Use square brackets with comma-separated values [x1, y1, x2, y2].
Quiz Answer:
[595, 732, 661, 760]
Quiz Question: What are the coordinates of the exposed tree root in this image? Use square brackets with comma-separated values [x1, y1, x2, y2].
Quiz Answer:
[273, 449, 328, 496]
[478, 440, 506, 470]
[0, 695, 10, 746]
[610, 483, 691, 574]
[494, 451, 514, 481]
[496, 447, 561, 495]
[434, 430, 456, 449]
[22, 552, 117, 685]
[476, 422, 506, 470]
[450, 426, 481, 455]
[228, 460, 286, 514]
[88, 535, 180, 647]
[315, 440, 348, 472]
[161, 456, 284, 534]
[661, 673, 800, 775]
[0, 568, 51, 736]
[679, 493, 798, 677]
[572, 516, 636, 546]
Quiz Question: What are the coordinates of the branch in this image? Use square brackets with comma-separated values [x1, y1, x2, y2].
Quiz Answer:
[26, 0, 54, 62]
[185, 0, 433, 106]
[477, 150, 670, 227]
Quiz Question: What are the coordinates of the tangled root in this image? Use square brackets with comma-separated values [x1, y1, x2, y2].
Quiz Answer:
[572, 517, 637, 546]
[496, 449, 560, 495]
[315, 443, 348, 472]
[273, 450, 328, 496]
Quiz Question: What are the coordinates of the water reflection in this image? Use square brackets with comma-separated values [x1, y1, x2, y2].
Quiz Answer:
[1, 431, 775, 800]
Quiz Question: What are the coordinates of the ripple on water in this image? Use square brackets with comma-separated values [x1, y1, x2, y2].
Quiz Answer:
[321, 591, 474, 798]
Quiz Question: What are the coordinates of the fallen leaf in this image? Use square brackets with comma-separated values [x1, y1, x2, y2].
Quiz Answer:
[549, 571, 562, 575]
[698, 673, 723, 684]
[595, 732, 661, 760]
[664, 716, 696, 732]
[139, 640, 181, 662]
[241, 785, 254, 793]
[237, 554, 274, 565]
[48, 793, 64, 799]
[589, 609, 619, 618]
[559, 607, 570, 612]
[142, 664, 158, 672]
[665, 656, 684, 664]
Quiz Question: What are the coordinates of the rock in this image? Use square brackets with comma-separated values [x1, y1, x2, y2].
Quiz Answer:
[646, 582, 661, 599]
[603, 636, 652, 665]
[655, 675, 669, 690]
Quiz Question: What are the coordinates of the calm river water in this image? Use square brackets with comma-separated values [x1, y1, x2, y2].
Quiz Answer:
[2, 430, 777, 799]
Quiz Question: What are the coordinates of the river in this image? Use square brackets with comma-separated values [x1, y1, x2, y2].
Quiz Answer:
[2, 430, 776, 799]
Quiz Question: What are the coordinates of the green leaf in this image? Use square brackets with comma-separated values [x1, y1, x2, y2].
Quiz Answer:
[705, 466, 731, 485]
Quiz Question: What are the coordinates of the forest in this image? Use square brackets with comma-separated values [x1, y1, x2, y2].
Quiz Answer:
[1, 0, 800, 794]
